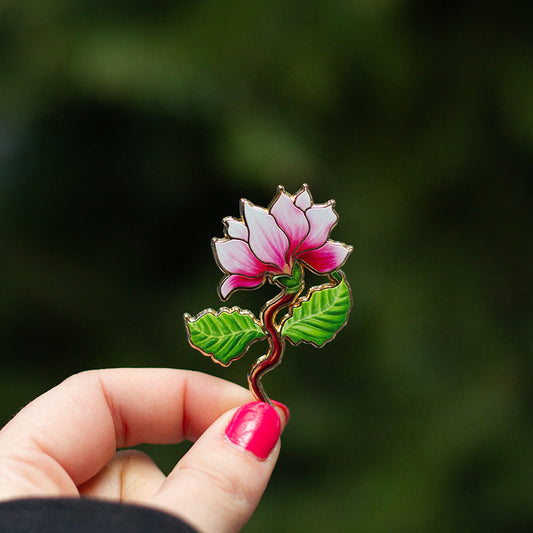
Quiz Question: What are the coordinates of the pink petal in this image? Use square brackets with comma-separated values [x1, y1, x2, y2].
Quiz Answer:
[219, 274, 265, 300]
[294, 184, 312, 211]
[243, 200, 289, 271]
[270, 190, 309, 258]
[298, 240, 353, 274]
[299, 201, 338, 251]
[212, 238, 272, 277]
[224, 217, 248, 240]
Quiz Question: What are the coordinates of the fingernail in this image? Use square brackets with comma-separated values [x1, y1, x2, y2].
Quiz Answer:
[271, 400, 290, 423]
[225, 402, 281, 459]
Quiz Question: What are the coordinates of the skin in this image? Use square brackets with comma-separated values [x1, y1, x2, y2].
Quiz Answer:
[0, 368, 288, 533]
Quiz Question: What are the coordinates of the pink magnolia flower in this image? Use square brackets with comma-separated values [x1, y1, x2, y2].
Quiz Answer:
[213, 184, 353, 300]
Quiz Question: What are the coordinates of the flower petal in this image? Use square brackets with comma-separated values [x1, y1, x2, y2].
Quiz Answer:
[299, 201, 338, 251]
[298, 240, 353, 274]
[243, 200, 289, 270]
[212, 238, 272, 277]
[219, 274, 266, 300]
[224, 217, 248, 240]
[270, 190, 309, 257]
[294, 184, 312, 211]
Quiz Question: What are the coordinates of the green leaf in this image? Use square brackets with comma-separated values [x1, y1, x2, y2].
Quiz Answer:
[281, 271, 352, 347]
[184, 307, 266, 366]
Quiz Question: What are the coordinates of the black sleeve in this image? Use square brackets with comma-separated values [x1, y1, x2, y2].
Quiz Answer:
[0, 498, 199, 533]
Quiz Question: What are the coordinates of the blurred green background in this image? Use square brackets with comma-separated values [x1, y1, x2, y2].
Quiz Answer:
[1, 1, 532, 531]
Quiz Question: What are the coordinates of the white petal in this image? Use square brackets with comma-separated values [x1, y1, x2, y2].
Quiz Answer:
[243, 200, 289, 270]
[270, 190, 309, 257]
[224, 217, 249, 240]
[294, 184, 312, 211]
[299, 201, 338, 251]
[212, 238, 271, 277]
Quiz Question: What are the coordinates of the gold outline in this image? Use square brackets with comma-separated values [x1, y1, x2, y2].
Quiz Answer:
[183, 307, 266, 367]
[279, 270, 353, 348]
[211, 183, 351, 301]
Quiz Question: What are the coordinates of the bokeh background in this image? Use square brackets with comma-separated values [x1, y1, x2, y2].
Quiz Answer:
[1, 1, 532, 531]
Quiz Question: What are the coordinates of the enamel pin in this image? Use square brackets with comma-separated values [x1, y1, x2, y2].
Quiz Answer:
[184, 184, 353, 404]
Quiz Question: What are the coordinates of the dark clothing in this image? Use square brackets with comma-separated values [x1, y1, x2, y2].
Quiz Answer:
[0, 498, 198, 532]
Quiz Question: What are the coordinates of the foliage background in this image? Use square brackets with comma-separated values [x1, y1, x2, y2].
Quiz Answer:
[1, 1, 532, 531]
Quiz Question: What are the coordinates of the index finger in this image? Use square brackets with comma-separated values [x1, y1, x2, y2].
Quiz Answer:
[0, 368, 253, 486]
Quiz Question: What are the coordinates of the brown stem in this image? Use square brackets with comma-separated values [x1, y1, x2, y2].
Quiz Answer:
[247, 290, 296, 404]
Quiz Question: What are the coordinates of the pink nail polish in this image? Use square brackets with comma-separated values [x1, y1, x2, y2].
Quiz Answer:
[271, 400, 290, 423]
[225, 402, 281, 459]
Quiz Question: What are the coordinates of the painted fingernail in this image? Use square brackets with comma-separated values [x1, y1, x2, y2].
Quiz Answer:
[271, 400, 290, 423]
[225, 402, 281, 459]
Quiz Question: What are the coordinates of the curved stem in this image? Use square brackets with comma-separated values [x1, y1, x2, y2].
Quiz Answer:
[248, 290, 296, 404]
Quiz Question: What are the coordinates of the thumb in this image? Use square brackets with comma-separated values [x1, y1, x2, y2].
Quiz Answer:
[147, 401, 289, 533]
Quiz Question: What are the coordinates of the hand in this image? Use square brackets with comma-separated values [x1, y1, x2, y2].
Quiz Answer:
[0, 368, 289, 532]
